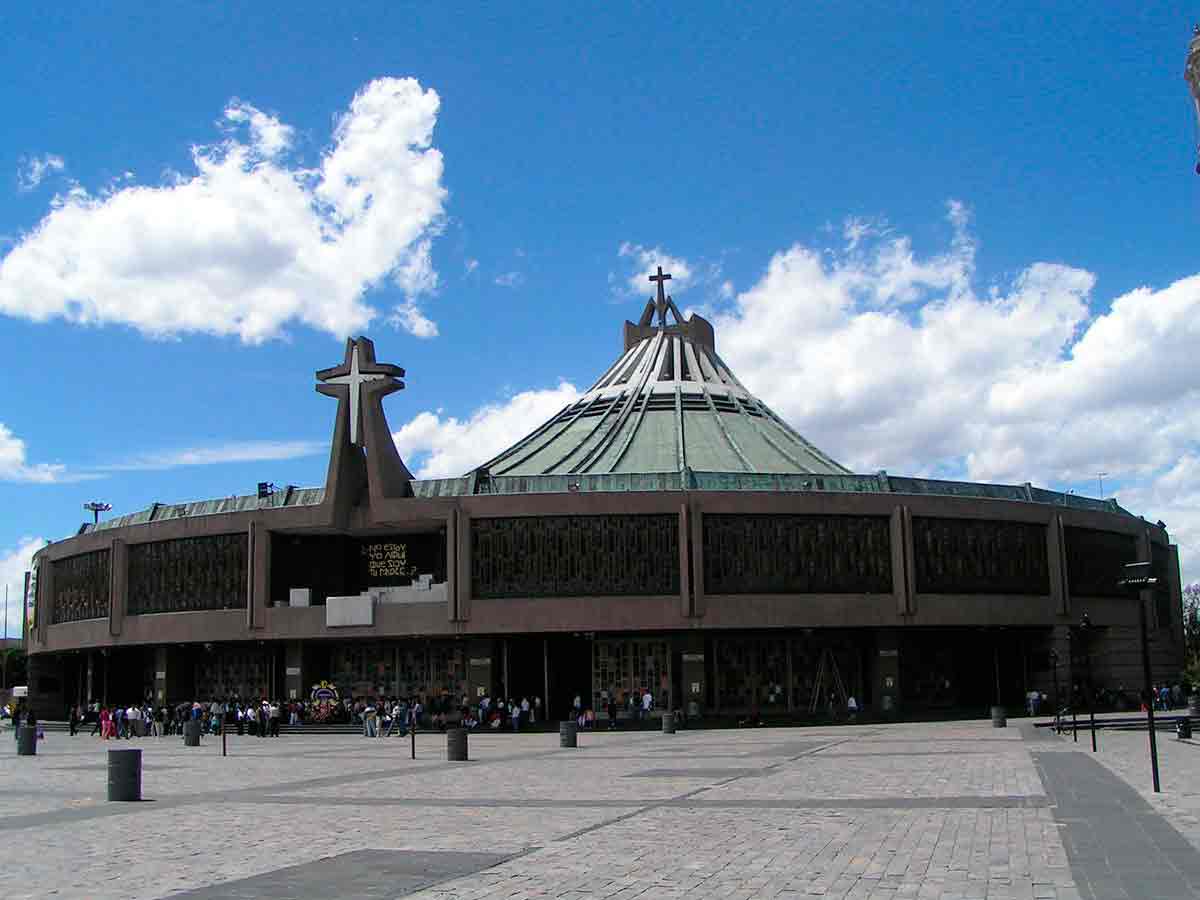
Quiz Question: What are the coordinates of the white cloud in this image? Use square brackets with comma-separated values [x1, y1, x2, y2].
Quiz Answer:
[392, 382, 582, 478]
[0, 423, 66, 483]
[98, 439, 325, 472]
[222, 101, 294, 158]
[0, 77, 447, 342]
[17, 154, 64, 192]
[710, 200, 1200, 577]
[0, 537, 43, 638]
[617, 242, 694, 295]
[494, 271, 524, 288]
[464, 258, 479, 275]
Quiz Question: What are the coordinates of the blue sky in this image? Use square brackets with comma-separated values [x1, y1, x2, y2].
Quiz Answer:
[3, 4, 1200, 632]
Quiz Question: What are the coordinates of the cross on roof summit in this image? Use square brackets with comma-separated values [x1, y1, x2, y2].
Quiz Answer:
[649, 266, 672, 325]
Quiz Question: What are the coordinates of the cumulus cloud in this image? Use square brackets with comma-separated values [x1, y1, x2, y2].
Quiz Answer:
[494, 271, 524, 288]
[707, 200, 1200, 574]
[617, 242, 694, 295]
[392, 382, 582, 478]
[0, 78, 447, 342]
[0, 424, 66, 483]
[16, 154, 64, 192]
[0, 537, 43, 637]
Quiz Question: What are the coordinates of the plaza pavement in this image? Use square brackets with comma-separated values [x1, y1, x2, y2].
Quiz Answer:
[4, 716, 1200, 899]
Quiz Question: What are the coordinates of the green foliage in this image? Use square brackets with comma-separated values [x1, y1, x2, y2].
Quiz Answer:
[1184, 584, 1200, 692]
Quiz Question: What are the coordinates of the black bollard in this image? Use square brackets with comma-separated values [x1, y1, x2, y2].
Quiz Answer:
[107, 748, 142, 801]
[16, 726, 37, 756]
[184, 720, 201, 747]
[662, 712, 676, 734]
[559, 720, 578, 748]
[446, 727, 468, 761]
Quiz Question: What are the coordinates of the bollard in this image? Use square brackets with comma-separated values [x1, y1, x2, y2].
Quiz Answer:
[1177, 718, 1193, 741]
[16, 726, 37, 756]
[990, 706, 1007, 728]
[661, 712, 676, 734]
[184, 720, 201, 747]
[559, 720, 578, 748]
[107, 748, 142, 801]
[446, 727, 468, 762]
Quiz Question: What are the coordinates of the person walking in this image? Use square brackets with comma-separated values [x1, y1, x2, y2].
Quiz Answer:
[68, 704, 80, 737]
[607, 695, 618, 730]
[269, 700, 281, 737]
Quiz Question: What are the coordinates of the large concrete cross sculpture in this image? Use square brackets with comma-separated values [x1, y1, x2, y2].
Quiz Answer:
[316, 338, 405, 447]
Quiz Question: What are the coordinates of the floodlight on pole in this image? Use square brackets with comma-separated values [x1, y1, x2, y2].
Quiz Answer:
[1097, 472, 1108, 499]
[83, 501, 111, 525]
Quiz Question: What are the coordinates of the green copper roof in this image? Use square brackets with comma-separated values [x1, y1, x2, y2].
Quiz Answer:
[478, 321, 850, 478]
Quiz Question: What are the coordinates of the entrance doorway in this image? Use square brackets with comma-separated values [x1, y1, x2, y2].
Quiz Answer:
[546, 634, 592, 721]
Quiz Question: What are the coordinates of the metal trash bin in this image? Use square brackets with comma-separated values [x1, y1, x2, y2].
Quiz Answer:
[108, 748, 142, 801]
[661, 712, 676, 734]
[1177, 718, 1193, 741]
[184, 720, 201, 747]
[446, 727, 468, 761]
[990, 706, 1007, 728]
[16, 726, 37, 756]
[559, 720, 578, 748]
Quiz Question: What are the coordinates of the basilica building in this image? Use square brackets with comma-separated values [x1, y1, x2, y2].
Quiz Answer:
[24, 273, 1184, 720]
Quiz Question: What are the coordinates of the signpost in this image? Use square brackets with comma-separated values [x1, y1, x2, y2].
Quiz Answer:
[1118, 560, 1160, 793]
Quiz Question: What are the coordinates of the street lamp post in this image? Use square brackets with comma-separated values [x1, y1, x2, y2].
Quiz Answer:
[1119, 560, 1161, 793]
[1049, 648, 1060, 733]
[1080, 613, 1097, 752]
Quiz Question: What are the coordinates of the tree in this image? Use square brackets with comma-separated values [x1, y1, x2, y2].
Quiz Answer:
[1184, 583, 1200, 692]
[0, 645, 26, 689]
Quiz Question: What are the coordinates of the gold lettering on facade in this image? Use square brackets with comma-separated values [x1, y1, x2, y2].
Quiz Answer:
[362, 542, 418, 579]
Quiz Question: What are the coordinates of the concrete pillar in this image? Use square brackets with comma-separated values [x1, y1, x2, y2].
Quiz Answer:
[690, 504, 706, 618]
[680, 633, 705, 715]
[445, 514, 458, 621]
[456, 509, 472, 620]
[284, 641, 304, 702]
[109, 539, 127, 637]
[1047, 516, 1068, 616]
[249, 522, 270, 629]
[678, 503, 691, 618]
[152, 646, 168, 703]
[874, 630, 901, 715]
[466, 641, 493, 706]
[36, 560, 54, 644]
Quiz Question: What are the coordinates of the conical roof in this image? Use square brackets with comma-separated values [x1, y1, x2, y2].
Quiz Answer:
[479, 275, 849, 477]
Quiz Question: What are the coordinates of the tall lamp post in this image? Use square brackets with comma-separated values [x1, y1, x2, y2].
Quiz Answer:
[1080, 613, 1097, 752]
[1049, 647, 1060, 733]
[83, 502, 111, 525]
[1118, 560, 1161, 793]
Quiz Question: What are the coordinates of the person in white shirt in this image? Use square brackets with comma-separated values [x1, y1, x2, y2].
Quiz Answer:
[642, 690, 654, 716]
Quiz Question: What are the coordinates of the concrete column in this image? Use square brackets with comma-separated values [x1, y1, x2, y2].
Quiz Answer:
[690, 504, 705, 618]
[680, 633, 705, 715]
[109, 539, 127, 637]
[153, 646, 168, 703]
[1137, 528, 1154, 629]
[249, 522, 270, 630]
[1047, 515, 1068, 616]
[1168, 545, 1184, 646]
[466, 640, 493, 706]
[86, 652, 94, 703]
[456, 510, 472, 620]
[874, 630, 901, 715]
[786, 639, 794, 712]
[678, 502, 691, 618]
[284, 641, 304, 702]
[37, 559, 54, 644]
[445, 513, 458, 621]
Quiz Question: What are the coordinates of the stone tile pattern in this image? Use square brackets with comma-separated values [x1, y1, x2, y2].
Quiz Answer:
[3, 716, 1196, 899]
